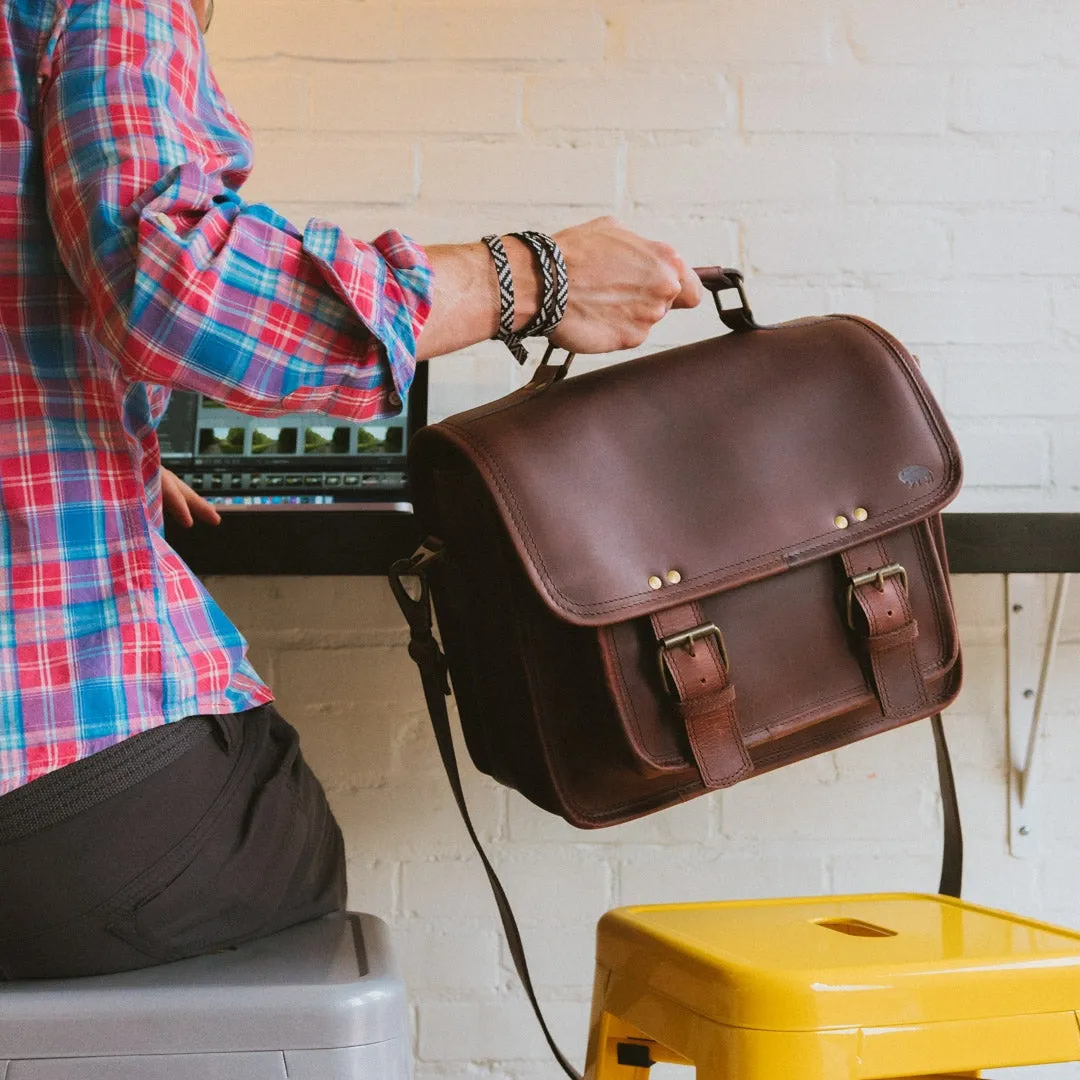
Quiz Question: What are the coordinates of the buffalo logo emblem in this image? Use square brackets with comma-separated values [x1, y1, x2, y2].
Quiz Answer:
[899, 465, 934, 487]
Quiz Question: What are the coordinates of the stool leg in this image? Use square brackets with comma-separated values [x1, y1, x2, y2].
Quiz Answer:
[585, 1008, 622, 1080]
[586, 1009, 691, 1080]
[585, 967, 694, 1079]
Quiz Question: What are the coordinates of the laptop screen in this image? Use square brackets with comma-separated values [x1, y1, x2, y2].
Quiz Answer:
[157, 368, 426, 509]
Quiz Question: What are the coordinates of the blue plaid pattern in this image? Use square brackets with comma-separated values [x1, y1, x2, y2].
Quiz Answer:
[0, 0, 433, 793]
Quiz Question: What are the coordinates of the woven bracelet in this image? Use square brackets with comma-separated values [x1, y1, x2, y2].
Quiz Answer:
[482, 231, 569, 364]
[510, 230, 568, 339]
[481, 234, 525, 362]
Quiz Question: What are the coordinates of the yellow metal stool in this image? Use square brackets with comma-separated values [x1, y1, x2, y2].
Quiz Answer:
[585, 893, 1080, 1080]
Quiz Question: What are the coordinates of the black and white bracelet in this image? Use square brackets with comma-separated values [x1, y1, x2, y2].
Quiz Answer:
[481, 231, 568, 364]
[480, 234, 524, 362]
[510, 230, 568, 340]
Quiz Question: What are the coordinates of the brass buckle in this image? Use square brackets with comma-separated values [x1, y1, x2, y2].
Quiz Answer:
[657, 622, 729, 693]
[846, 563, 909, 630]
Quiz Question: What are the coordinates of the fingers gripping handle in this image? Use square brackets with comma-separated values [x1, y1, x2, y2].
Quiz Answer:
[693, 265, 743, 291]
[530, 266, 758, 385]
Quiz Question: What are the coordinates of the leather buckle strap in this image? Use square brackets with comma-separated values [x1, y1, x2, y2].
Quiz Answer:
[651, 603, 752, 790]
[846, 562, 909, 630]
[842, 542, 928, 719]
[657, 622, 728, 692]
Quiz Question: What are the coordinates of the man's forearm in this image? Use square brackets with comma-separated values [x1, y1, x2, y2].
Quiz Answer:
[416, 239, 541, 362]
[415, 217, 704, 363]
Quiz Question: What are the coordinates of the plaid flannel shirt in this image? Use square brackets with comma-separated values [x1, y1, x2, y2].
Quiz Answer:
[0, 0, 433, 794]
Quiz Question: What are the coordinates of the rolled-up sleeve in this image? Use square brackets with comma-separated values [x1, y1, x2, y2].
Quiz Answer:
[39, 0, 432, 421]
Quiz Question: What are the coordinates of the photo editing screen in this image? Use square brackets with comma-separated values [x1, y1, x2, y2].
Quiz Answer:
[157, 371, 425, 509]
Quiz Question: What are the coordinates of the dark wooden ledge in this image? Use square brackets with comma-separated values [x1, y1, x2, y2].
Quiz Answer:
[166, 512, 1080, 578]
[941, 513, 1080, 575]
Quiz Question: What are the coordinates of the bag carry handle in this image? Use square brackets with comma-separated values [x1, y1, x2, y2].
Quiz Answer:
[391, 543, 963, 1080]
[694, 266, 761, 333]
[531, 266, 760, 387]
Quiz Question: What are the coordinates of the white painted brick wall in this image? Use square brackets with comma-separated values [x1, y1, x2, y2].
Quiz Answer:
[745, 70, 948, 134]
[311, 71, 523, 134]
[618, 1, 837, 64]
[951, 72, 1080, 135]
[421, 144, 621, 206]
[524, 74, 731, 132]
[630, 139, 837, 205]
[202, 1, 1080, 1075]
[399, 5, 607, 62]
[241, 134, 417, 204]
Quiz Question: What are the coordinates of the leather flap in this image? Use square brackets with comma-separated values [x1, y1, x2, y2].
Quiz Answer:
[411, 316, 962, 628]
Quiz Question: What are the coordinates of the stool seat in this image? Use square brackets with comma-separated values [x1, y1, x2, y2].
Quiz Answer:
[585, 893, 1080, 1080]
[0, 912, 411, 1080]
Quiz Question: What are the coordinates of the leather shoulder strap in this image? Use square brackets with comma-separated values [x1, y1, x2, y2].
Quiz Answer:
[933, 713, 963, 898]
[390, 546, 962, 1078]
[390, 547, 583, 1080]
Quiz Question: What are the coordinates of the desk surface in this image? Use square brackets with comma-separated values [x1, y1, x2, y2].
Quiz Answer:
[165, 512, 1080, 578]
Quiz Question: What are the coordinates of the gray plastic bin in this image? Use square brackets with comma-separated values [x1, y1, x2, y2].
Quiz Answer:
[0, 913, 411, 1079]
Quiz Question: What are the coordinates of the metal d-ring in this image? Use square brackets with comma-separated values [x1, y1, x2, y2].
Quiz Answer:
[539, 341, 575, 378]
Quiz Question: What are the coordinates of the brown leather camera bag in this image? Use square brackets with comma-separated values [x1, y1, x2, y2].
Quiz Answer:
[391, 270, 964, 1078]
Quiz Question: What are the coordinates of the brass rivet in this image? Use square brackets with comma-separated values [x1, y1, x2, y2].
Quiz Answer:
[853, 507, 869, 523]
[665, 569, 682, 585]
[834, 515, 850, 530]
[648, 575, 663, 590]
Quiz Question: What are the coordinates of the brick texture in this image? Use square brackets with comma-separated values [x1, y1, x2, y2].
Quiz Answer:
[200, 1, 1080, 1074]
[618, 1, 836, 64]
[744, 71, 947, 134]
[211, 0, 398, 61]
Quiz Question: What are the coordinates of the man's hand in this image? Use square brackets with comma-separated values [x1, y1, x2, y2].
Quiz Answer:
[550, 217, 703, 354]
[416, 218, 703, 361]
[161, 468, 221, 528]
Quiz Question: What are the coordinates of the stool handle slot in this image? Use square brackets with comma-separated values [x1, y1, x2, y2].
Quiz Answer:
[815, 917, 898, 939]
